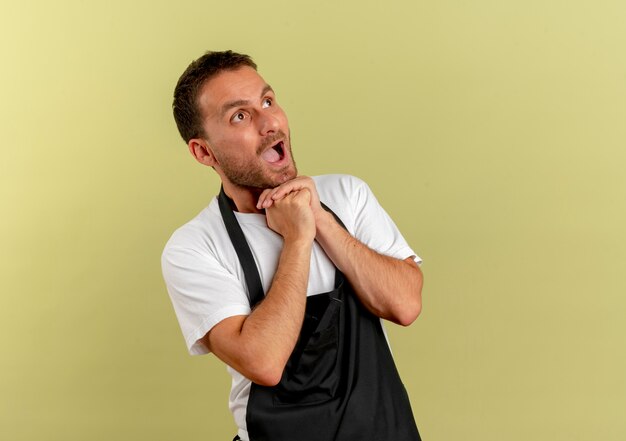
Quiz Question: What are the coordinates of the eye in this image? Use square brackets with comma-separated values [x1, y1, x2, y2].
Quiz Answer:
[262, 98, 272, 108]
[231, 112, 246, 123]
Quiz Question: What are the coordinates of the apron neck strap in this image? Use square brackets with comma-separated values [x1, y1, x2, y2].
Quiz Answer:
[218, 186, 265, 308]
[217, 187, 349, 306]
[320, 202, 348, 288]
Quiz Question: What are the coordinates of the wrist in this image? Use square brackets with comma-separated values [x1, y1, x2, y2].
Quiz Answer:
[283, 234, 315, 249]
[314, 209, 339, 241]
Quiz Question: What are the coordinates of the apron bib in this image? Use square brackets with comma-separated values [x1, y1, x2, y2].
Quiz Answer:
[219, 188, 421, 441]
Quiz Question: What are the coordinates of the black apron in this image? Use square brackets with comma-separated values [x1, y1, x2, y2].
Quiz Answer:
[218, 188, 421, 441]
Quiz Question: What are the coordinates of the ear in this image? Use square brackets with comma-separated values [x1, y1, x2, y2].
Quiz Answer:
[188, 138, 218, 167]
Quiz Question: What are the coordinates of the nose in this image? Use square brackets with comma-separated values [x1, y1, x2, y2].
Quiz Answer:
[258, 111, 280, 136]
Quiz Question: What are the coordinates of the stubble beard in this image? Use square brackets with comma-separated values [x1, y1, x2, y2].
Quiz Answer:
[217, 130, 297, 190]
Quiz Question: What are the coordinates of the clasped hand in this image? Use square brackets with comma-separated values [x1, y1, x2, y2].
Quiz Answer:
[259, 176, 323, 243]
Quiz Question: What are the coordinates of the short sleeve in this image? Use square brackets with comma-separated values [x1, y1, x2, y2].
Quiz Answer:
[161, 243, 251, 355]
[349, 177, 422, 265]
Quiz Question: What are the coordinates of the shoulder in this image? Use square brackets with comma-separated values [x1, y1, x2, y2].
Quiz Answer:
[161, 198, 226, 266]
[313, 174, 372, 202]
[312, 174, 376, 234]
[313, 173, 367, 190]
[314, 174, 377, 207]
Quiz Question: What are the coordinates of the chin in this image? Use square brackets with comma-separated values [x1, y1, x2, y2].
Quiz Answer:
[266, 164, 295, 186]
[278, 169, 297, 185]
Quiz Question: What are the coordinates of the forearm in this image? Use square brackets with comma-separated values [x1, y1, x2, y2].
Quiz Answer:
[314, 210, 423, 326]
[207, 239, 312, 386]
[240, 240, 311, 378]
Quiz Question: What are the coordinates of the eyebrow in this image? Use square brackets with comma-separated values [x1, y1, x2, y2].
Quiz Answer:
[220, 84, 274, 118]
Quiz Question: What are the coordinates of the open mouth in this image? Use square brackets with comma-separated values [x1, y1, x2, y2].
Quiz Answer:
[261, 141, 286, 164]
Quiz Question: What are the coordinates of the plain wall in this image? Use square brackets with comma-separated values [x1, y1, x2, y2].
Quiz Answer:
[1, 1, 625, 440]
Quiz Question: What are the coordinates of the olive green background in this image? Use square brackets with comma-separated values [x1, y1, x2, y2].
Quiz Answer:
[2, 1, 625, 440]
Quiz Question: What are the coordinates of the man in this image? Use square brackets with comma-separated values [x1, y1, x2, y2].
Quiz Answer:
[162, 50, 424, 441]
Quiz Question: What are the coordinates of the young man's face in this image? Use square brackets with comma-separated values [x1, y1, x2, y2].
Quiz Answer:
[196, 66, 297, 189]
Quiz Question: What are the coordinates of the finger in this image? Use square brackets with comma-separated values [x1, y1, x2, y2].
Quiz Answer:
[261, 192, 278, 208]
[292, 188, 310, 205]
[257, 189, 274, 210]
[271, 182, 305, 201]
[263, 186, 293, 208]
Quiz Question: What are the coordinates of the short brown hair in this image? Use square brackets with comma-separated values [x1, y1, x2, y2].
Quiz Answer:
[172, 50, 257, 143]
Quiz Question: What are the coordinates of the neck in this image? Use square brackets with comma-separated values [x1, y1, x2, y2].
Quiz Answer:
[221, 181, 264, 214]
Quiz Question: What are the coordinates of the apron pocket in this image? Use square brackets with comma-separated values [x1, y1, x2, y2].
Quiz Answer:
[273, 294, 342, 406]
